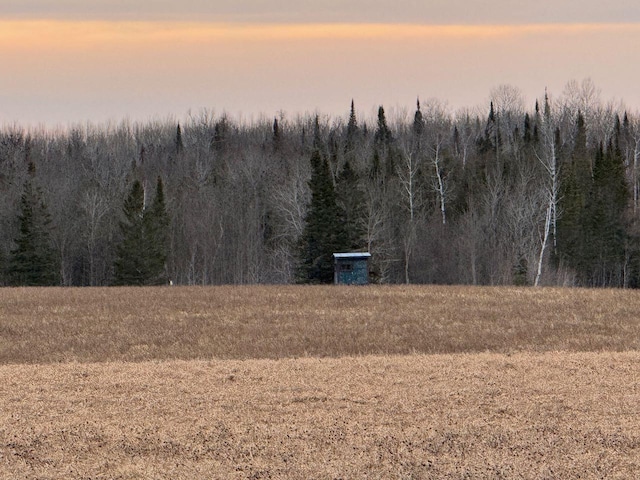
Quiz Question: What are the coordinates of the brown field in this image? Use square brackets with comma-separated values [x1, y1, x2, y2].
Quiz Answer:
[2, 285, 640, 478]
[2, 285, 640, 363]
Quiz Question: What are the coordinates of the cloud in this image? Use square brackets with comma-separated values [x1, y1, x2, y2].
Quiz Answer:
[4, 0, 640, 24]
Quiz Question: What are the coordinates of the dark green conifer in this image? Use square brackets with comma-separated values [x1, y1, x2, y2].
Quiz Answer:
[336, 159, 366, 251]
[586, 140, 628, 284]
[345, 100, 358, 154]
[213, 117, 229, 152]
[523, 113, 532, 144]
[557, 112, 591, 278]
[452, 125, 461, 158]
[272, 117, 281, 151]
[113, 180, 146, 285]
[347, 100, 358, 138]
[113, 177, 170, 285]
[145, 177, 170, 285]
[413, 98, 424, 138]
[8, 163, 58, 286]
[374, 106, 392, 147]
[175, 123, 184, 155]
[370, 149, 382, 181]
[478, 101, 498, 154]
[298, 149, 349, 283]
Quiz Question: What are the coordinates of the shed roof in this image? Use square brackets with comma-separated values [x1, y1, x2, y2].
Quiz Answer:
[333, 252, 371, 259]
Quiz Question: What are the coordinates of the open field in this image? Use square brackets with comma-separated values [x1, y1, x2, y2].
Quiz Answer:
[2, 353, 639, 479]
[2, 285, 640, 363]
[2, 285, 640, 478]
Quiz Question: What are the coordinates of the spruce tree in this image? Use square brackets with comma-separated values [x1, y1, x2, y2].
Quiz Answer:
[113, 178, 170, 286]
[298, 149, 349, 283]
[272, 117, 281, 151]
[8, 164, 58, 286]
[312, 114, 323, 152]
[374, 105, 392, 147]
[478, 101, 497, 154]
[175, 123, 184, 155]
[586, 141, 628, 285]
[370, 149, 382, 182]
[413, 98, 424, 138]
[557, 112, 592, 277]
[347, 100, 358, 138]
[336, 159, 366, 251]
[523, 113, 532, 145]
[113, 180, 147, 285]
[345, 100, 358, 155]
[145, 177, 170, 285]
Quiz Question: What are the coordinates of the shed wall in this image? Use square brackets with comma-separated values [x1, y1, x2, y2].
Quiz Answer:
[335, 258, 369, 285]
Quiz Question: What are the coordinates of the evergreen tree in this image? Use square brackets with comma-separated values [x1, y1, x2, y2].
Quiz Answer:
[175, 123, 184, 155]
[145, 177, 170, 284]
[336, 159, 366, 251]
[413, 98, 424, 138]
[586, 141, 628, 285]
[212, 117, 229, 152]
[345, 100, 358, 155]
[557, 112, 593, 281]
[478, 101, 498, 154]
[347, 100, 358, 138]
[523, 113, 532, 144]
[372, 106, 398, 178]
[113, 178, 170, 285]
[272, 117, 281, 151]
[298, 149, 349, 283]
[370, 148, 382, 182]
[533, 99, 541, 144]
[452, 125, 461, 159]
[113, 180, 146, 285]
[374, 105, 392, 147]
[8, 164, 58, 286]
[313, 114, 323, 151]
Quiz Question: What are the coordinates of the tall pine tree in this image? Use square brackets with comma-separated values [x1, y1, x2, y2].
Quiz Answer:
[113, 177, 170, 285]
[175, 123, 184, 155]
[586, 141, 628, 285]
[145, 177, 170, 285]
[557, 112, 592, 278]
[298, 149, 349, 283]
[113, 180, 146, 285]
[345, 100, 359, 156]
[8, 163, 58, 286]
[336, 159, 366, 251]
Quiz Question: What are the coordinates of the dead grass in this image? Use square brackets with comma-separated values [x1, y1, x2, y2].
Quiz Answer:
[2, 285, 640, 478]
[1, 352, 639, 479]
[1, 285, 640, 364]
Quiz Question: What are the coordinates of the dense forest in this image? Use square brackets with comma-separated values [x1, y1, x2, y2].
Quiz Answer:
[2, 80, 640, 287]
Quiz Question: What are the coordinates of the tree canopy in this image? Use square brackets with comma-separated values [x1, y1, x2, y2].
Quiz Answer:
[1, 82, 640, 287]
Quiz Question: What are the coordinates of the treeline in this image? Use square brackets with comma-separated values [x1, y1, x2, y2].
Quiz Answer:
[2, 80, 640, 287]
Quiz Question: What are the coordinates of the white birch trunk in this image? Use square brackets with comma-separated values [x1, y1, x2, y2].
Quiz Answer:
[535, 203, 552, 287]
[433, 143, 447, 225]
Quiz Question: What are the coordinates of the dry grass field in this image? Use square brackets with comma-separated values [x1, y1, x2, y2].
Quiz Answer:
[1, 285, 640, 478]
[2, 285, 640, 363]
[2, 353, 639, 479]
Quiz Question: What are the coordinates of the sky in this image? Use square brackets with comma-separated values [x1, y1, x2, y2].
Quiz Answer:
[2, 1, 640, 127]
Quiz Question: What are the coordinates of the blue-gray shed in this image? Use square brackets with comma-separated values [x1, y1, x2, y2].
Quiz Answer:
[333, 252, 371, 285]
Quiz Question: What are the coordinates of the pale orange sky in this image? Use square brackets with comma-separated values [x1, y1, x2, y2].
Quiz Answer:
[2, 15, 640, 126]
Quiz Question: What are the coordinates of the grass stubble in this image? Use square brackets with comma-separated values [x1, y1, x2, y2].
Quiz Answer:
[1, 285, 639, 478]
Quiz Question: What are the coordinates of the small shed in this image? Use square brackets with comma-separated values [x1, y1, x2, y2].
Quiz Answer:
[333, 252, 371, 285]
